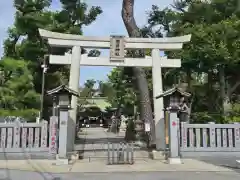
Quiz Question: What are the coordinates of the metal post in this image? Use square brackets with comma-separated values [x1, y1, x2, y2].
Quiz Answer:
[39, 55, 48, 120]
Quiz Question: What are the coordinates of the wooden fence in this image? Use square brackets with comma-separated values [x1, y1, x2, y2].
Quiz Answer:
[180, 122, 240, 156]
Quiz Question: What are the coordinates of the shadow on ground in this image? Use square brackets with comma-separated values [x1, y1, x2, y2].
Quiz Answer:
[186, 156, 240, 173]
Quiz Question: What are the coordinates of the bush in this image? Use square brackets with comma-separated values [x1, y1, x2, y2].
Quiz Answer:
[0, 109, 39, 122]
[191, 112, 224, 124]
[191, 103, 240, 124]
[124, 117, 136, 142]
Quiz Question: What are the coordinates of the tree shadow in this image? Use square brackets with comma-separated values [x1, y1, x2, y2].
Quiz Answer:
[183, 156, 240, 174]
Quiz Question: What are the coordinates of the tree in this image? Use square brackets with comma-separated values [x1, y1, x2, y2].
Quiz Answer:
[78, 79, 96, 109]
[3, 0, 102, 119]
[98, 81, 116, 99]
[107, 68, 136, 114]
[121, 0, 154, 145]
[84, 79, 96, 96]
[0, 58, 39, 120]
[147, 0, 240, 122]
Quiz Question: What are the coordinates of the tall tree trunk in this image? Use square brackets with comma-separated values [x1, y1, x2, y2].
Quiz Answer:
[122, 0, 154, 146]
[218, 65, 231, 120]
[207, 70, 214, 112]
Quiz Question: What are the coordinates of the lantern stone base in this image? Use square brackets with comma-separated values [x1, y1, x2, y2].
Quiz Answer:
[167, 157, 182, 164]
[119, 122, 127, 131]
[54, 152, 79, 165]
[134, 139, 147, 147]
[150, 150, 166, 160]
[55, 159, 69, 165]
[55, 155, 69, 165]
[236, 160, 240, 168]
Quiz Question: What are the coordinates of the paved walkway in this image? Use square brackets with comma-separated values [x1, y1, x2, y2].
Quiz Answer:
[0, 127, 239, 178]
[1, 170, 240, 180]
[0, 157, 240, 179]
[74, 127, 126, 159]
[0, 158, 238, 173]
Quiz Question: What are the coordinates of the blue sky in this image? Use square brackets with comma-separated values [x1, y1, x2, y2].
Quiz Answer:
[0, 0, 172, 86]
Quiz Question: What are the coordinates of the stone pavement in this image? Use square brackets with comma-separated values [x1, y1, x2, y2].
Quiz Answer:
[0, 158, 237, 173]
[1, 170, 240, 180]
[188, 155, 240, 174]
[0, 126, 238, 174]
[74, 127, 127, 159]
[0, 126, 239, 179]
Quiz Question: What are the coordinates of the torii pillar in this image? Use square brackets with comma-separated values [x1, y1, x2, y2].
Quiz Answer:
[68, 46, 81, 148]
[152, 49, 165, 150]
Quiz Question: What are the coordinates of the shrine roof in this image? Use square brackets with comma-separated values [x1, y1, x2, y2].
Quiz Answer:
[78, 97, 111, 111]
[47, 84, 79, 97]
[156, 86, 191, 99]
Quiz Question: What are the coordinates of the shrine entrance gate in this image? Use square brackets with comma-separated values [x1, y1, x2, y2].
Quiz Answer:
[38, 29, 191, 154]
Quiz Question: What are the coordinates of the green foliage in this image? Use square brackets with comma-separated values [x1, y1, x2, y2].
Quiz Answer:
[145, 0, 240, 122]
[78, 80, 96, 108]
[105, 0, 240, 124]
[191, 112, 224, 124]
[125, 117, 136, 142]
[0, 109, 39, 122]
[226, 103, 240, 122]
[107, 67, 137, 114]
[0, 58, 40, 110]
[2, 0, 102, 119]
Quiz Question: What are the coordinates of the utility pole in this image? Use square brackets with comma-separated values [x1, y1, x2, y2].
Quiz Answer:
[39, 55, 48, 120]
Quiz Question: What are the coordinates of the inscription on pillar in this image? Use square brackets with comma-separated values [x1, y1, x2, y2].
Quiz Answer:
[110, 35, 125, 61]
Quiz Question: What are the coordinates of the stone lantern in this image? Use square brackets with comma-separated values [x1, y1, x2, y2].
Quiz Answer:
[156, 86, 191, 164]
[47, 84, 79, 164]
[47, 84, 79, 110]
[156, 86, 191, 122]
[156, 86, 191, 146]
[134, 113, 145, 146]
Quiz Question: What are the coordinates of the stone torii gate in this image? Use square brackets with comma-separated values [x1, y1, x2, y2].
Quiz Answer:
[38, 29, 191, 151]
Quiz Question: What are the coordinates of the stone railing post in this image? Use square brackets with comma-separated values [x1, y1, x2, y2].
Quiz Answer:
[167, 107, 181, 164]
[233, 122, 240, 148]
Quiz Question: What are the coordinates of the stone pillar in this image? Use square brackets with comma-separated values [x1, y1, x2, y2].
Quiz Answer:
[56, 109, 71, 165]
[69, 46, 81, 150]
[58, 110, 69, 158]
[152, 49, 165, 150]
[167, 107, 181, 164]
